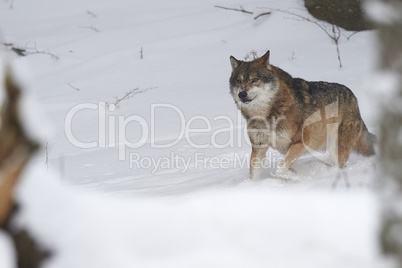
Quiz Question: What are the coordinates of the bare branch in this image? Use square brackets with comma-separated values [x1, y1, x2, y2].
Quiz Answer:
[254, 12, 271, 20]
[11, 47, 26, 56]
[289, 51, 296, 61]
[5, 42, 60, 60]
[267, 8, 343, 68]
[332, 25, 342, 68]
[214, 5, 253, 15]
[344, 31, 359, 41]
[106, 87, 156, 108]
[270, 8, 333, 38]
[214, 5, 271, 20]
[79, 25, 101, 32]
[29, 48, 59, 60]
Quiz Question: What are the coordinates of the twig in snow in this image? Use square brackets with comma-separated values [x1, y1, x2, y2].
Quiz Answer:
[140, 47, 143, 59]
[11, 47, 26, 57]
[106, 87, 156, 108]
[1, 43, 13, 47]
[86, 10, 97, 18]
[214, 5, 271, 20]
[254, 11, 272, 20]
[8, 42, 60, 60]
[45, 140, 54, 170]
[27, 43, 59, 60]
[244, 50, 258, 60]
[5, 0, 14, 9]
[67, 83, 80, 91]
[214, 5, 253, 15]
[79, 25, 101, 32]
[331, 24, 342, 68]
[2, 43, 26, 56]
[28, 48, 58, 60]
[289, 50, 296, 61]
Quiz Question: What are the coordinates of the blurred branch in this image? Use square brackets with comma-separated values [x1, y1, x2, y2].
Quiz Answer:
[86, 10, 97, 18]
[5, 0, 14, 9]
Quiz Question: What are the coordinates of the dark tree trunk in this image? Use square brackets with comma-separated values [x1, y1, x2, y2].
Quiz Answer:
[305, 0, 373, 31]
[374, 0, 402, 265]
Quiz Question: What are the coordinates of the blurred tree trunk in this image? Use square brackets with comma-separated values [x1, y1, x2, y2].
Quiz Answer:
[375, 0, 402, 265]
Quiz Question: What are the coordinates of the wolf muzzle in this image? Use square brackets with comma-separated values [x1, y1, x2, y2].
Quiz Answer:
[238, 91, 247, 100]
[238, 91, 252, 103]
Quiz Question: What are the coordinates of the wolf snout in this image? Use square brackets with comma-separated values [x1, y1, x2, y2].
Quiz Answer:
[238, 91, 247, 100]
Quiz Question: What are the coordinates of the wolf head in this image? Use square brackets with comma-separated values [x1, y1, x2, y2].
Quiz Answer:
[229, 50, 279, 110]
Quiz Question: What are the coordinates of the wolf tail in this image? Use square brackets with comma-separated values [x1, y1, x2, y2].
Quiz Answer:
[354, 127, 376, 156]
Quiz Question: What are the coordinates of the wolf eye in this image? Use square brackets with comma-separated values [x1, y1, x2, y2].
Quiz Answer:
[252, 78, 259, 83]
[236, 79, 242, 84]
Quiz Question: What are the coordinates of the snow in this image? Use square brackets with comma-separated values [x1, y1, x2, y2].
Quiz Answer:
[0, 231, 15, 268]
[0, 51, 6, 107]
[0, 0, 391, 267]
[16, 164, 387, 268]
[364, 0, 402, 25]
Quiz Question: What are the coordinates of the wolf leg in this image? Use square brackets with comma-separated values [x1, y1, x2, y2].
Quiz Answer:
[250, 146, 268, 180]
[271, 142, 306, 179]
[281, 142, 305, 170]
[271, 142, 304, 179]
[335, 123, 358, 168]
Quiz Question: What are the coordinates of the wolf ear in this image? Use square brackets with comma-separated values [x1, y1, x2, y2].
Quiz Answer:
[261, 50, 270, 64]
[260, 50, 270, 66]
[230, 56, 242, 71]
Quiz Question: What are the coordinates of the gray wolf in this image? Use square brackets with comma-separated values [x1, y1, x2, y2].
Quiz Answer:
[229, 50, 375, 180]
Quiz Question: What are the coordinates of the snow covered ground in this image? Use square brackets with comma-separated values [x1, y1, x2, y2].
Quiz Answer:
[0, 0, 392, 267]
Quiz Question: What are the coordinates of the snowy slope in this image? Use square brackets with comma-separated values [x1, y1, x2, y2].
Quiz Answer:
[2, 0, 378, 195]
[15, 165, 387, 268]
[0, 0, 390, 267]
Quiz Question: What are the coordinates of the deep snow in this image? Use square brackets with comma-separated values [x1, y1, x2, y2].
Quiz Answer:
[0, 0, 390, 267]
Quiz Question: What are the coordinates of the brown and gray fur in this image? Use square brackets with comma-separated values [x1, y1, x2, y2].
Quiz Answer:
[229, 50, 375, 180]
